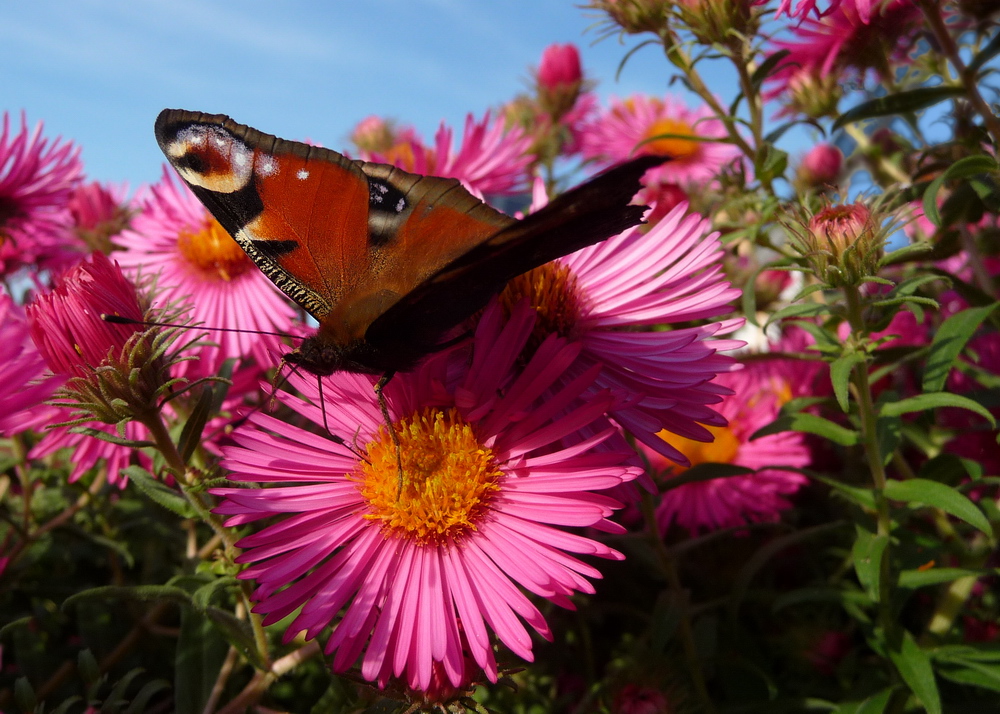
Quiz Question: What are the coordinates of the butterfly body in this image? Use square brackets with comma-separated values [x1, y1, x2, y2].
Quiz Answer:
[154, 109, 660, 376]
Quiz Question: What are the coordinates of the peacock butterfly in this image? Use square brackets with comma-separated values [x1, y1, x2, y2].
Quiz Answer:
[154, 109, 660, 378]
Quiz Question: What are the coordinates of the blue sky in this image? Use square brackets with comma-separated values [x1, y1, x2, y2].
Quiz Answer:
[2, 1, 803, 188]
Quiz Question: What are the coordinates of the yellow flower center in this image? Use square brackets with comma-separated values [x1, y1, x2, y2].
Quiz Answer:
[642, 118, 700, 160]
[177, 217, 252, 281]
[658, 424, 740, 470]
[383, 141, 417, 172]
[356, 408, 502, 545]
[500, 262, 583, 355]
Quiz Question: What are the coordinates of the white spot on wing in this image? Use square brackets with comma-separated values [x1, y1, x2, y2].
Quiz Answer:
[255, 154, 278, 177]
[297, 168, 309, 180]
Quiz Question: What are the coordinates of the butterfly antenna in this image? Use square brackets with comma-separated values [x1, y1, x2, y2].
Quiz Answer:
[374, 372, 405, 498]
[101, 313, 300, 340]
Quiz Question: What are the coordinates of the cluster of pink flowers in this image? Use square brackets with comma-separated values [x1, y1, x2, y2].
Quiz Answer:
[1, 37, 828, 694]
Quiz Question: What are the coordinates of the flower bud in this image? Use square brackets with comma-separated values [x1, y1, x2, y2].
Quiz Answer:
[785, 69, 841, 118]
[801, 203, 885, 287]
[797, 143, 843, 189]
[588, 0, 669, 35]
[535, 43, 585, 121]
[27, 252, 180, 424]
[675, 0, 760, 46]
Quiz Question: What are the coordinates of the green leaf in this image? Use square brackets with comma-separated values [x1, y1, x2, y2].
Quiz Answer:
[772, 586, 872, 612]
[835, 687, 895, 714]
[63, 585, 193, 610]
[808, 472, 876, 509]
[105, 666, 146, 711]
[969, 30, 1000, 74]
[178, 385, 215, 465]
[765, 301, 832, 329]
[70, 426, 156, 449]
[922, 303, 999, 392]
[751, 412, 859, 446]
[884, 478, 992, 536]
[852, 527, 889, 601]
[833, 86, 966, 131]
[125, 679, 171, 714]
[750, 48, 790, 91]
[898, 567, 996, 589]
[888, 630, 941, 714]
[124, 465, 196, 518]
[659, 462, 754, 492]
[204, 605, 267, 670]
[830, 353, 865, 413]
[175, 609, 229, 714]
[879, 392, 996, 427]
[937, 658, 1000, 693]
[923, 154, 1000, 227]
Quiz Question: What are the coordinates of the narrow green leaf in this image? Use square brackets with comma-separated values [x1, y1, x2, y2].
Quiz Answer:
[772, 586, 872, 612]
[178, 385, 215, 465]
[852, 527, 889, 601]
[884, 478, 992, 536]
[923, 303, 999, 392]
[898, 567, 995, 589]
[888, 630, 941, 714]
[831, 353, 865, 413]
[63, 585, 193, 610]
[923, 154, 1000, 227]
[969, 30, 1000, 73]
[855, 688, 896, 714]
[832, 86, 965, 131]
[764, 302, 832, 329]
[175, 609, 229, 714]
[880, 392, 996, 427]
[937, 659, 1000, 693]
[751, 412, 859, 446]
[750, 49, 790, 90]
[69, 426, 156, 449]
[659, 462, 754, 492]
[808, 472, 876, 509]
[204, 605, 267, 670]
[105, 667, 146, 711]
[124, 465, 197, 518]
[125, 680, 171, 714]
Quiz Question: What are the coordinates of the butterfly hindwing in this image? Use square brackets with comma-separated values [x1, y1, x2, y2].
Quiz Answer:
[366, 154, 663, 353]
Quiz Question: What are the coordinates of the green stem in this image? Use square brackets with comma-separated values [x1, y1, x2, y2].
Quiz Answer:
[917, 0, 1000, 145]
[844, 285, 897, 663]
[640, 495, 717, 714]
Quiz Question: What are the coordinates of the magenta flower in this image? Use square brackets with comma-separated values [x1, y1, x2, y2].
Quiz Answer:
[537, 43, 583, 90]
[0, 111, 84, 276]
[797, 143, 844, 187]
[113, 167, 297, 376]
[0, 289, 60, 436]
[215, 303, 639, 691]
[69, 181, 132, 252]
[765, 0, 922, 103]
[645, 356, 813, 533]
[362, 110, 532, 196]
[501, 201, 743, 473]
[26, 252, 161, 486]
[579, 94, 742, 187]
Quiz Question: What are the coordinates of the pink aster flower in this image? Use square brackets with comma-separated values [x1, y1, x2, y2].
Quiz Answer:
[362, 110, 532, 196]
[113, 167, 297, 376]
[69, 181, 132, 252]
[645, 356, 812, 533]
[215, 302, 639, 691]
[0, 111, 84, 276]
[765, 0, 923, 103]
[26, 252, 167, 486]
[500, 200, 743, 475]
[0, 289, 60, 436]
[579, 94, 742, 188]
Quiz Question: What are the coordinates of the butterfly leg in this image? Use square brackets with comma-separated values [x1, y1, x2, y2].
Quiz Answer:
[374, 372, 405, 497]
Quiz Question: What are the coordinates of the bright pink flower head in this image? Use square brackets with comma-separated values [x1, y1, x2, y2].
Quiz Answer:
[27, 251, 146, 379]
[0, 111, 84, 276]
[765, 0, 922, 106]
[776, 0, 879, 22]
[69, 181, 131, 251]
[580, 95, 742, 187]
[501, 200, 743, 482]
[537, 43, 583, 89]
[613, 683, 672, 714]
[350, 116, 420, 155]
[0, 289, 60, 436]
[215, 302, 639, 691]
[363, 111, 532, 197]
[113, 167, 297, 376]
[645, 355, 812, 533]
[798, 143, 843, 187]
